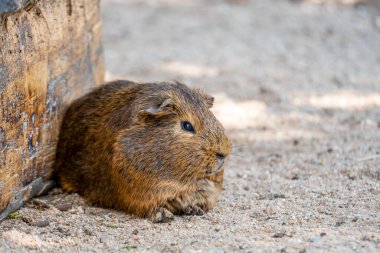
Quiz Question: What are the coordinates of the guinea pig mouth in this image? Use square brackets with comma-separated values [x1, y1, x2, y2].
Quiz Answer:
[206, 159, 225, 175]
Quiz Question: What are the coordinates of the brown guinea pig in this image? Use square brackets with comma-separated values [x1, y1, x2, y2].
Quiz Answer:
[54, 80, 231, 222]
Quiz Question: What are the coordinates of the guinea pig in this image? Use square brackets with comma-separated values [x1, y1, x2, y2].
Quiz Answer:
[54, 80, 231, 222]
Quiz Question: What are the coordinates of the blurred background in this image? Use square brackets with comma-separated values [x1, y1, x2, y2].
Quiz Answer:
[100, 0, 380, 250]
[101, 0, 379, 141]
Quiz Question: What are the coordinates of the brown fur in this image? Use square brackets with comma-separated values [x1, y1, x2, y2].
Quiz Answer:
[54, 80, 231, 221]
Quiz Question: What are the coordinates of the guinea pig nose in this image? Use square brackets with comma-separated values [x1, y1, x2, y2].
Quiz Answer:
[216, 153, 226, 161]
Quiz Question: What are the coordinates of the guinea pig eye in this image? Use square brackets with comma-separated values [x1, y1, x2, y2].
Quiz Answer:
[181, 121, 195, 133]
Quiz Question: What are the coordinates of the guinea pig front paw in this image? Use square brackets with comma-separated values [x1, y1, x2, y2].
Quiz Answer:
[153, 207, 174, 223]
[183, 206, 205, 216]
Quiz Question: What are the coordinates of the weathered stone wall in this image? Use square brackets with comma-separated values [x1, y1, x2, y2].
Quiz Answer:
[0, 0, 104, 219]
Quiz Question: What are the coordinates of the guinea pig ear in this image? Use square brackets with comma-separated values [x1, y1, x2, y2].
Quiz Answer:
[139, 98, 175, 119]
[196, 89, 214, 108]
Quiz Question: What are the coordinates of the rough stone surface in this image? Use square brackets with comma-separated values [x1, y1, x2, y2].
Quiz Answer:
[1, 0, 379, 252]
[0, 178, 54, 220]
[0, 0, 33, 15]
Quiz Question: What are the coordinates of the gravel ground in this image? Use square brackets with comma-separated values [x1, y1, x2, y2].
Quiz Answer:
[1, 0, 380, 252]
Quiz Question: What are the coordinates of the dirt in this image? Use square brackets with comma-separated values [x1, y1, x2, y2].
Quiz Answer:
[1, 0, 380, 252]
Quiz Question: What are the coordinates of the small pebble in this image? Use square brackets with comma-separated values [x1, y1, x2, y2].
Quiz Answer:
[272, 193, 286, 199]
[32, 199, 50, 209]
[77, 206, 85, 214]
[48, 207, 60, 215]
[335, 219, 345, 227]
[55, 203, 72, 212]
[260, 193, 286, 200]
[272, 232, 285, 238]
[291, 174, 299, 180]
[21, 217, 32, 223]
[30, 220, 49, 227]
[132, 229, 139, 235]
[84, 228, 93, 236]
[309, 236, 319, 243]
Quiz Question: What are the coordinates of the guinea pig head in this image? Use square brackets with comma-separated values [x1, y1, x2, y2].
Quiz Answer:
[118, 83, 231, 183]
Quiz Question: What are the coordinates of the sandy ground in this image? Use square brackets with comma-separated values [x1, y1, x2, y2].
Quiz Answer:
[1, 0, 380, 252]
